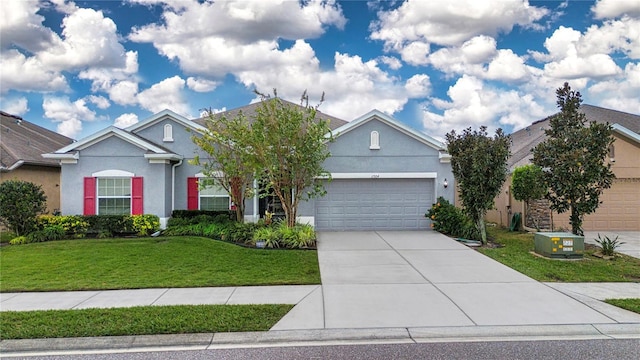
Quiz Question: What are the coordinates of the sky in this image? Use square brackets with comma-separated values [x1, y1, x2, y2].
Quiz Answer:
[1, 0, 639, 141]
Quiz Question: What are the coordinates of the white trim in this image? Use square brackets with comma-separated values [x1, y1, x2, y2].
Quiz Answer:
[159, 217, 169, 230]
[126, 109, 206, 133]
[439, 152, 452, 163]
[369, 130, 380, 150]
[42, 152, 79, 160]
[92, 169, 135, 177]
[144, 154, 183, 161]
[163, 124, 174, 142]
[50, 127, 174, 155]
[329, 172, 437, 179]
[612, 124, 640, 144]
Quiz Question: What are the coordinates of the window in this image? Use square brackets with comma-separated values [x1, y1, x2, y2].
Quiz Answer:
[370, 131, 380, 149]
[609, 144, 615, 161]
[163, 124, 173, 142]
[188, 178, 230, 211]
[97, 178, 131, 215]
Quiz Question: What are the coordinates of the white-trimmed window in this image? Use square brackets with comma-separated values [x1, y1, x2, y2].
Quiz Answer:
[163, 124, 173, 142]
[370, 131, 380, 149]
[199, 179, 231, 211]
[97, 178, 131, 215]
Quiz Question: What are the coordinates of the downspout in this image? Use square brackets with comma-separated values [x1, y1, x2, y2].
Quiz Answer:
[171, 159, 184, 212]
[253, 178, 258, 222]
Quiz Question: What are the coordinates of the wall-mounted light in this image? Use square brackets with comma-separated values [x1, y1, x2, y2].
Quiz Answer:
[443, 179, 448, 188]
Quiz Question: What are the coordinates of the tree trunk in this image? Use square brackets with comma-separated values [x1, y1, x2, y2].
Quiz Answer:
[477, 217, 487, 245]
[570, 205, 583, 236]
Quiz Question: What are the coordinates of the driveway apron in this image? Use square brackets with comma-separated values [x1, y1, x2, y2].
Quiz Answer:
[274, 231, 623, 330]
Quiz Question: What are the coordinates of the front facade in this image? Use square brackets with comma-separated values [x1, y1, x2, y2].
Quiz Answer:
[45, 105, 454, 230]
[486, 105, 640, 231]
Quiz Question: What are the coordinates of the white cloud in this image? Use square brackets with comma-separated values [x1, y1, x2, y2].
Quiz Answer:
[544, 53, 620, 79]
[0, 50, 68, 94]
[399, 41, 431, 66]
[370, 0, 548, 56]
[580, 17, 640, 59]
[421, 75, 547, 138]
[1, 97, 29, 115]
[405, 74, 431, 98]
[0, 0, 57, 53]
[587, 62, 640, 114]
[592, 0, 640, 19]
[42, 96, 100, 138]
[106, 80, 139, 106]
[113, 113, 139, 128]
[186, 77, 219, 92]
[129, 0, 345, 77]
[86, 95, 110, 110]
[378, 56, 402, 70]
[136, 76, 190, 116]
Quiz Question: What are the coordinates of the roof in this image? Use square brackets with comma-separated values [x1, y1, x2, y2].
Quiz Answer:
[508, 104, 640, 170]
[333, 109, 447, 151]
[127, 109, 206, 133]
[0, 111, 74, 171]
[192, 99, 348, 131]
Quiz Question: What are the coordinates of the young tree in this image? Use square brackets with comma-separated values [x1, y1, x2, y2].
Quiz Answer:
[446, 126, 511, 244]
[511, 164, 547, 230]
[191, 110, 255, 222]
[248, 90, 334, 227]
[0, 180, 47, 236]
[532, 82, 615, 236]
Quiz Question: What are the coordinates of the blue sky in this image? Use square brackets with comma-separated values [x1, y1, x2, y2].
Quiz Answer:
[1, 0, 639, 140]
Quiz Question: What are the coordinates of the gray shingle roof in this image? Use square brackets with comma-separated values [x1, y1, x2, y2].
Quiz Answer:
[0, 111, 74, 170]
[193, 99, 348, 130]
[508, 104, 640, 170]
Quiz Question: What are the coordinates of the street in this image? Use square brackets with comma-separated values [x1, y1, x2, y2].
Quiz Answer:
[7, 339, 640, 360]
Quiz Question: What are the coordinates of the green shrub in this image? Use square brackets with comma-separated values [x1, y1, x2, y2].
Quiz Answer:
[426, 197, 480, 240]
[0, 180, 47, 236]
[9, 236, 30, 245]
[170, 210, 234, 220]
[223, 222, 260, 243]
[131, 215, 160, 236]
[37, 215, 89, 236]
[42, 225, 65, 241]
[253, 227, 280, 248]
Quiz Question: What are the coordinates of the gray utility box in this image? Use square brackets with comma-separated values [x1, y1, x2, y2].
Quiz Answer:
[534, 232, 584, 259]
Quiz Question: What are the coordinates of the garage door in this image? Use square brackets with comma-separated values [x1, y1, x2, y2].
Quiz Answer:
[315, 179, 434, 231]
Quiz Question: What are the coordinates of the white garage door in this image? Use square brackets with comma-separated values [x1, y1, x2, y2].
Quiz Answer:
[315, 179, 434, 231]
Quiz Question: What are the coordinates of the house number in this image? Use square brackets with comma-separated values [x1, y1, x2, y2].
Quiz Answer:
[371, 174, 380, 178]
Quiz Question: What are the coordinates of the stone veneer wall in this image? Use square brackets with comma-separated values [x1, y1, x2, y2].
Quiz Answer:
[525, 199, 553, 230]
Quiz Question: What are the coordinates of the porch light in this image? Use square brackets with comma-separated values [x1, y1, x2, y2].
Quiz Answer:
[443, 179, 448, 188]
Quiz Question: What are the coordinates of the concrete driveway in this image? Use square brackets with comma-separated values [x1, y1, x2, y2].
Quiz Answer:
[583, 231, 640, 259]
[273, 231, 638, 330]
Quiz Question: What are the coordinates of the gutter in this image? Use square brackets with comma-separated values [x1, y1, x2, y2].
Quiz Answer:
[0, 160, 24, 172]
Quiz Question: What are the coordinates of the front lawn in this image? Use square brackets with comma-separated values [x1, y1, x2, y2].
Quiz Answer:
[478, 228, 640, 282]
[0, 304, 292, 340]
[605, 299, 640, 314]
[0, 237, 320, 292]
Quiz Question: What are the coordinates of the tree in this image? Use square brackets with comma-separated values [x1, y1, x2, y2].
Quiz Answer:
[0, 180, 47, 236]
[191, 110, 255, 222]
[511, 164, 547, 230]
[247, 90, 334, 227]
[446, 126, 511, 244]
[532, 82, 615, 236]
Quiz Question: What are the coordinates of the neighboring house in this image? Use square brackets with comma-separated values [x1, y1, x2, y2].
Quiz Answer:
[44, 101, 454, 230]
[0, 111, 74, 214]
[487, 104, 640, 231]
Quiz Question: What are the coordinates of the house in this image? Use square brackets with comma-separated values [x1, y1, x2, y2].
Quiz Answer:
[44, 101, 454, 230]
[1, 111, 74, 214]
[486, 104, 640, 231]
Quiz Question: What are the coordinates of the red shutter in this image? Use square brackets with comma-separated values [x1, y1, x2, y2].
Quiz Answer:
[187, 177, 199, 210]
[131, 177, 143, 215]
[83, 177, 96, 215]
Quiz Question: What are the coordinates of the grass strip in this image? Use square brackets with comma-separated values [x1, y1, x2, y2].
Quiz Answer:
[605, 299, 640, 314]
[0, 304, 293, 340]
[477, 228, 640, 282]
[0, 237, 320, 292]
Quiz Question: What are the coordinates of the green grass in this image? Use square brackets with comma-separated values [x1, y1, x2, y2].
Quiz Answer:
[478, 228, 640, 282]
[0, 236, 320, 292]
[0, 304, 292, 340]
[605, 299, 640, 314]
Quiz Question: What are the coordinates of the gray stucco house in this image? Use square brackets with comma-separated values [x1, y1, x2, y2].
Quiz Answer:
[44, 103, 454, 231]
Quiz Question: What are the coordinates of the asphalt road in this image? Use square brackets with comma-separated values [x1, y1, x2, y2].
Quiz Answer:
[8, 339, 640, 360]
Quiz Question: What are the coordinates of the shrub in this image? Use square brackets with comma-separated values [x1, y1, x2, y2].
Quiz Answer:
[0, 180, 47, 236]
[595, 234, 625, 257]
[9, 236, 30, 245]
[426, 197, 480, 240]
[37, 215, 89, 236]
[170, 210, 234, 220]
[253, 227, 280, 248]
[223, 222, 260, 243]
[131, 215, 160, 236]
[41, 225, 65, 241]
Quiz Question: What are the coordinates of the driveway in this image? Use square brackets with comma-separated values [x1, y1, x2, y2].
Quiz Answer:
[583, 231, 640, 259]
[273, 231, 638, 330]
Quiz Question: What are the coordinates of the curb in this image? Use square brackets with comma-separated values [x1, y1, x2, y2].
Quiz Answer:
[2, 324, 640, 356]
